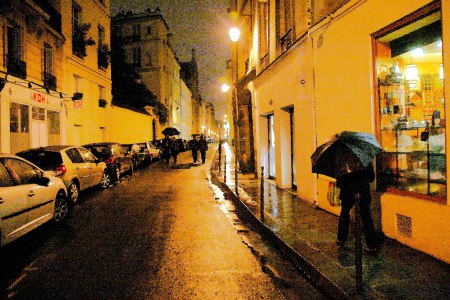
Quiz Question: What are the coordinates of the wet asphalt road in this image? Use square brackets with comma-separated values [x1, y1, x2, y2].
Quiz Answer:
[0, 149, 324, 299]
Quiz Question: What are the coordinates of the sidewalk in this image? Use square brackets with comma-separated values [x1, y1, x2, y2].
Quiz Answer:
[210, 142, 450, 299]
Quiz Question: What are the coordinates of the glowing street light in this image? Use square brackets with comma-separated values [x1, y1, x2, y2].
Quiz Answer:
[221, 83, 231, 92]
[229, 27, 240, 42]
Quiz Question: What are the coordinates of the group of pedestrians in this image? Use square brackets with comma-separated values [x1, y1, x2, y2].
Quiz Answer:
[161, 135, 208, 165]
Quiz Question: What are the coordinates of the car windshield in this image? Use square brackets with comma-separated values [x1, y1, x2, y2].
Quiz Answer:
[86, 146, 110, 159]
[17, 151, 63, 171]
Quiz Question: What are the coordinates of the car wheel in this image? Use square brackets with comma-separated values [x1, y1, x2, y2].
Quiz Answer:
[53, 192, 69, 222]
[148, 155, 153, 164]
[68, 181, 79, 204]
[100, 171, 111, 189]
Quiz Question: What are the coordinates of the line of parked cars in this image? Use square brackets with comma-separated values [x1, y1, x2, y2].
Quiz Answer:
[1, 141, 162, 248]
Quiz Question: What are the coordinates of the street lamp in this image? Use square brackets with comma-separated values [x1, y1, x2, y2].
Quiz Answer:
[229, 24, 240, 197]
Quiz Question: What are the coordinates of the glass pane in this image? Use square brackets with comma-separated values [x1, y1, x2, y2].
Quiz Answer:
[375, 11, 445, 199]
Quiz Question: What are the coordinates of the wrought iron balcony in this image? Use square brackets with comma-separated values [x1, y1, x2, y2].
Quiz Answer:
[43, 72, 56, 90]
[260, 53, 269, 69]
[280, 29, 293, 53]
[7, 56, 27, 79]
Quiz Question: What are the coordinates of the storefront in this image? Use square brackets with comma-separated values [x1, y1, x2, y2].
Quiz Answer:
[370, 1, 449, 263]
[0, 80, 66, 154]
[373, 2, 445, 203]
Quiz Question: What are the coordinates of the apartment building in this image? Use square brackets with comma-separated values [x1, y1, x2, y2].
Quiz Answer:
[61, 0, 112, 145]
[0, 0, 67, 153]
[111, 8, 193, 140]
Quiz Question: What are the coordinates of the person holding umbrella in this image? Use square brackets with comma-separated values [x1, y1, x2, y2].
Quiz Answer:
[311, 131, 382, 253]
[335, 162, 380, 252]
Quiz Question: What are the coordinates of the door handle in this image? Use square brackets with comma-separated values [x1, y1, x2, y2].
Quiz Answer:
[0, 197, 4, 204]
[28, 191, 35, 197]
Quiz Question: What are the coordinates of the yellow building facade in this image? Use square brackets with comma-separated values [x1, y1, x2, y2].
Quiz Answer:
[0, 0, 67, 153]
[233, 0, 449, 263]
[61, 0, 112, 145]
[111, 9, 190, 140]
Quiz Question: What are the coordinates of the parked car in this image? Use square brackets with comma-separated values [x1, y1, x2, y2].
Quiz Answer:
[82, 142, 133, 183]
[16, 146, 108, 204]
[123, 142, 161, 167]
[0, 154, 69, 247]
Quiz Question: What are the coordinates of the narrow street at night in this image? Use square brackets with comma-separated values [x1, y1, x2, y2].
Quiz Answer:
[0, 148, 323, 299]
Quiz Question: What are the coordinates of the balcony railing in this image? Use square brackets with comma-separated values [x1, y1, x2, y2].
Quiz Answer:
[280, 29, 293, 53]
[7, 56, 27, 79]
[43, 72, 56, 90]
[260, 53, 269, 69]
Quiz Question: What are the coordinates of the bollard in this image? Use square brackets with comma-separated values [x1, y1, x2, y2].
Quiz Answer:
[260, 166, 264, 222]
[224, 153, 227, 184]
[218, 140, 222, 173]
[354, 193, 363, 294]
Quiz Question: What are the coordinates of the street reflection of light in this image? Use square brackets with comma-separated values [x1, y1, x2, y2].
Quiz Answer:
[224, 142, 232, 163]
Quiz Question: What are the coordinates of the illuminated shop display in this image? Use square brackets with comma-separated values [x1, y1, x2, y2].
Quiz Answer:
[375, 9, 445, 200]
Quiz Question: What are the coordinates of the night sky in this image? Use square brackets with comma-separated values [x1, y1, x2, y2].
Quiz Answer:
[110, 0, 231, 118]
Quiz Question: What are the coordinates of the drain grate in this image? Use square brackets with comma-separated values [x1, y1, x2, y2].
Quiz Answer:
[396, 213, 412, 238]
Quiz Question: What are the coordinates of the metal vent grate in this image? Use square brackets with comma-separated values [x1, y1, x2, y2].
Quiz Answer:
[396, 213, 412, 238]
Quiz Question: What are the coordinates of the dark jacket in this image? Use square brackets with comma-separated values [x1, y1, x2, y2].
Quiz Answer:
[336, 164, 375, 200]
[199, 138, 208, 151]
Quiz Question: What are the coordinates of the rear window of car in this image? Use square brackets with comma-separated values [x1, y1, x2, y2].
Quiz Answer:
[85, 146, 110, 159]
[17, 151, 63, 170]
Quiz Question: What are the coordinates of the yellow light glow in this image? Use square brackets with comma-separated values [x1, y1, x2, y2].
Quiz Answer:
[221, 83, 231, 92]
[229, 27, 240, 42]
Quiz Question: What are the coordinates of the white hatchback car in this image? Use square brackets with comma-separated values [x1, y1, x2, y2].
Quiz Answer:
[0, 154, 69, 247]
[17, 146, 109, 204]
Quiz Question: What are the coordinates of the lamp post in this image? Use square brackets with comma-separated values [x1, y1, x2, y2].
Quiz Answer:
[229, 25, 240, 198]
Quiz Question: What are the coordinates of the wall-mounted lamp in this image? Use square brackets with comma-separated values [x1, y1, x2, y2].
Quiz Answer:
[221, 83, 231, 93]
[72, 92, 83, 100]
[229, 27, 240, 42]
[405, 64, 419, 89]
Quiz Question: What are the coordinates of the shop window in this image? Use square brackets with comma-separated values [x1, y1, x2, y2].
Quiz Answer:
[10, 103, 29, 133]
[373, 5, 445, 201]
[47, 111, 60, 134]
[32, 107, 45, 121]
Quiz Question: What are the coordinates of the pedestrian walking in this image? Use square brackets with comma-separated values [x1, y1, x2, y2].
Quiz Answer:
[199, 135, 208, 164]
[189, 137, 199, 163]
[171, 137, 180, 164]
[162, 136, 171, 164]
[335, 162, 381, 253]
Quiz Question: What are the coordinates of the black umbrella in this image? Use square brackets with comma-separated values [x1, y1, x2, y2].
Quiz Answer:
[162, 127, 180, 136]
[311, 131, 381, 179]
[191, 133, 203, 137]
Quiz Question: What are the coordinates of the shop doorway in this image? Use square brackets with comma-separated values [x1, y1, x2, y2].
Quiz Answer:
[31, 106, 47, 148]
[289, 107, 296, 189]
[268, 114, 275, 179]
[10, 103, 30, 153]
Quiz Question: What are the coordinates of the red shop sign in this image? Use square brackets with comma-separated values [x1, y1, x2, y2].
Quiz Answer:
[32, 92, 47, 104]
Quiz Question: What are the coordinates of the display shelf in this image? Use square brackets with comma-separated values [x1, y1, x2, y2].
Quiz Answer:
[378, 77, 446, 199]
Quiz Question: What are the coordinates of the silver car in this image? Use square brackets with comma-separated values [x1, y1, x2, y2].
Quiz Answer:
[17, 146, 109, 204]
[0, 154, 69, 247]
